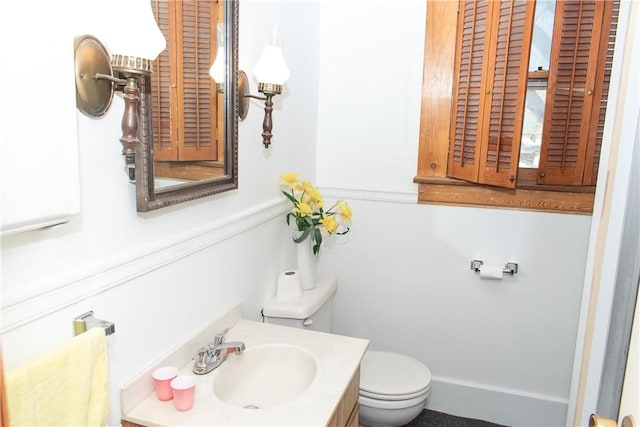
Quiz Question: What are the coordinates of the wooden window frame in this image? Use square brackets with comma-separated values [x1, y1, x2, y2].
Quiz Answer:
[414, 0, 616, 215]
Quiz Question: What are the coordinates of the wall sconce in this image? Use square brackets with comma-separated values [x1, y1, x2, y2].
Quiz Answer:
[74, 0, 166, 181]
[210, 26, 289, 148]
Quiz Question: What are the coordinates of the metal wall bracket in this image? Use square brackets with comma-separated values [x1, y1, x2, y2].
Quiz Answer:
[470, 260, 483, 272]
[503, 262, 518, 275]
[74, 310, 115, 336]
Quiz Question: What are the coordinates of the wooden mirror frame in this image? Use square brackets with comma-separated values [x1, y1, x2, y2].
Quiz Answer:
[135, 0, 238, 212]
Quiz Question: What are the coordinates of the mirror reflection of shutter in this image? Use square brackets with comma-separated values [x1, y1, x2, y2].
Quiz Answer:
[478, 0, 535, 188]
[151, 0, 177, 161]
[215, 1, 225, 163]
[448, 0, 491, 183]
[178, 0, 218, 161]
[538, 0, 614, 185]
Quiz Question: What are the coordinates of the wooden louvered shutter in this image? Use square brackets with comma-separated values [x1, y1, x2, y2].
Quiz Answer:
[151, 0, 176, 161]
[448, 0, 535, 189]
[448, 0, 491, 183]
[178, 0, 218, 161]
[150, 0, 219, 162]
[585, 0, 619, 185]
[538, 0, 615, 185]
[478, 0, 535, 187]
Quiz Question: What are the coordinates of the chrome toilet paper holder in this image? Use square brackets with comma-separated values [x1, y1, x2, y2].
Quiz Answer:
[470, 260, 518, 275]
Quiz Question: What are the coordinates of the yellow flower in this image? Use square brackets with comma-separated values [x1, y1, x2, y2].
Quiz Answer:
[296, 181, 323, 208]
[307, 187, 324, 208]
[321, 214, 338, 234]
[280, 172, 299, 188]
[298, 180, 315, 194]
[281, 173, 352, 254]
[338, 200, 353, 221]
[294, 202, 313, 217]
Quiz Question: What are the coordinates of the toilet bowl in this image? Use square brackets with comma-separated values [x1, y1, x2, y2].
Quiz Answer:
[262, 275, 432, 427]
[358, 351, 432, 427]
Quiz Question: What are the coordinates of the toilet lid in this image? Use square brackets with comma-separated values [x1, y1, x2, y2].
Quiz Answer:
[359, 351, 432, 399]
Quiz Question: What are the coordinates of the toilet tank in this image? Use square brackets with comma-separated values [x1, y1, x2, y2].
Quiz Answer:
[262, 274, 337, 333]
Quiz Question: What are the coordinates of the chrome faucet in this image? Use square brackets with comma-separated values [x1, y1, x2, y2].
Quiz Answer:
[193, 329, 246, 375]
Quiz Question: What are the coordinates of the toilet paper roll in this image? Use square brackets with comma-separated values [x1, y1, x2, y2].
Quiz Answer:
[479, 265, 503, 279]
[276, 270, 302, 300]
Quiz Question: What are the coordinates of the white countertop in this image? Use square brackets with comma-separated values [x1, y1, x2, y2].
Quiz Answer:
[121, 311, 368, 426]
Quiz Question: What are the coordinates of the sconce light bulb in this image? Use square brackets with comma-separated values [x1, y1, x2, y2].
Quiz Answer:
[209, 50, 225, 83]
[253, 45, 290, 86]
[99, 0, 166, 74]
[253, 23, 289, 86]
[269, 23, 282, 46]
[210, 23, 226, 83]
[216, 22, 226, 49]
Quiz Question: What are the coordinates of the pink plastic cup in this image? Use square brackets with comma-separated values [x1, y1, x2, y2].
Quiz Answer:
[152, 366, 179, 401]
[170, 375, 197, 411]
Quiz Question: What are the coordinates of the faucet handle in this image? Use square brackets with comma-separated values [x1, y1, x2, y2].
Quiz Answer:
[213, 328, 229, 346]
[193, 347, 208, 368]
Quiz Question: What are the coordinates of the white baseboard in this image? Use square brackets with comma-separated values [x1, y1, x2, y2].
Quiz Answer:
[427, 376, 568, 426]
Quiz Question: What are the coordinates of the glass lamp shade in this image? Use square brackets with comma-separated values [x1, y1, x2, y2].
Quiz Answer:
[209, 23, 226, 83]
[209, 50, 225, 83]
[100, 0, 166, 67]
[253, 45, 290, 86]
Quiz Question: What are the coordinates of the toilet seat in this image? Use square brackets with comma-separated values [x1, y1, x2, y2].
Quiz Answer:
[358, 392, 429, 410]
[360, 383, 431, 401]
[359, 351, 432, 401]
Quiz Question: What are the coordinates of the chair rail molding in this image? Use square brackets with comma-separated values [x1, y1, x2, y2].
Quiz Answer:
[1, 199, 288, 334]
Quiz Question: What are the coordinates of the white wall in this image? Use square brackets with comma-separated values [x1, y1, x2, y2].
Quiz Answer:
[316, 0, 425, 194]
[315, 1, 591, 425]
[1, 1, 320, 425]
[320, 199, 589, 425]
[2, 1, 627, 426]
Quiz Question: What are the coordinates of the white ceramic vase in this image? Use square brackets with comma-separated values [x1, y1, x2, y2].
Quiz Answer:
[296, 238, 318, 290]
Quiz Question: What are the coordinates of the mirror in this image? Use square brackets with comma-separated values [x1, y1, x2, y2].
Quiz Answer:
[135, 0, 238, 212]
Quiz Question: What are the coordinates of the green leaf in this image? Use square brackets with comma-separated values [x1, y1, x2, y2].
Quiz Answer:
[336, 226, 350, 235]
[292, 228, 311, 243]
[282, 190, 297, 204]
[312, 228, 322, 255]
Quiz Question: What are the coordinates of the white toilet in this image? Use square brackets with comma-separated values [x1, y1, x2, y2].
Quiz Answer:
[262, 274, 432, 427]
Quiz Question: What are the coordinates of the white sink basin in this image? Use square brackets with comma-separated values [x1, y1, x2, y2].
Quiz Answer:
[212, 343, 317, 409]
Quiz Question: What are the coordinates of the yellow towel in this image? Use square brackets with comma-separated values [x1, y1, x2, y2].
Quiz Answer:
[5, 327, 108, 427]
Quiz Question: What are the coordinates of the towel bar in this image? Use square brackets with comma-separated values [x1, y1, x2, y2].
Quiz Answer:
[74, 311, 115, 336]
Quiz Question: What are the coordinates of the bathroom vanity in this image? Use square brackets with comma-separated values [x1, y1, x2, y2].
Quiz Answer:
[120, 304, 368, 426]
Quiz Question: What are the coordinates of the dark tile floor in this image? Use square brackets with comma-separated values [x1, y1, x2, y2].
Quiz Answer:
[403, 409, 508, 427]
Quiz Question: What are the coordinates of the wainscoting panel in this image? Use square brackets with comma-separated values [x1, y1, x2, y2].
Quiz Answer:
[1, 199, 288, 334]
